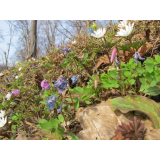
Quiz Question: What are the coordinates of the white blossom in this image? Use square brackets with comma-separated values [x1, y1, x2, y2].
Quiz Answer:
[0, 73, 4, 77]
[19, 67, 22, 71]
[118, 20, 128, 28]
[91, 28, 106, 38]
[15, 76, 19, 79]
[0, 110, 5, 118]
[5, 92, 12, 100]
[0, 117, 7, 128]
[72, 40, 76, 44]
[115, 22, 134, 37]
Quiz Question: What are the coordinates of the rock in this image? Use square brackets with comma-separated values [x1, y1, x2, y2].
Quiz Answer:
[75, 101, 121, 140]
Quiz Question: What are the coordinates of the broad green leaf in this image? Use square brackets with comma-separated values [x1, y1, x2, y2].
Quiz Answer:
[155, 55, 160, 63]
[39, 119, 48, 124]
[110, 95, 160, 129]
[136, 67, 145, 75]
[75, 87, 84, 93]
[124, 71, 132, 78]
[128, 79, 135, 85]
[41, 122, 53, 130]
[150, 77, 157, 87]
[49, 118, 59, 127]
[58, 114, 64, 123]
[143, 85, 160, 96]
[144, 57, 154, 73]
[109, 71, 118, 79]
[51, 124, 64, 138]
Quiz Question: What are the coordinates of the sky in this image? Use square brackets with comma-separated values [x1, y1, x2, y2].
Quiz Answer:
[0, 20, 19, 66]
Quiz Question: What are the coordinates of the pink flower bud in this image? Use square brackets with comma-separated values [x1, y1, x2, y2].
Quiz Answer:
[110, 46, 117, 63]
[95, 75, 98, 89]
[41, 79, 50, 90]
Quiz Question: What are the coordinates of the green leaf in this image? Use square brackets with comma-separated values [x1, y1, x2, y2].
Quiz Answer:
[41, 122, 53, 130]
[85, 101, 91, 104]
[155, 55, 160, 63]
[75, 87, 84, 93]
[128, 79, 135, 85]
[51, 124, 64, 138]
[74, 100, 79, 110]
[40, 101, 47, 105]
[80, 95, 90, 101]
[128, 58, 135, 65]
[143, 85, 160, 96]
[144, 57, 154, 73]
[39, 119, 48, 124]
[136, 67, 145, 75]
[110, 95, 160, 129]
[49, 118, 59, 127]
[109, 71, 118, 79]
[58, 114, 64, 123]
[150, 77, 157, 87]
[83, 52, 89, 59]
[124, 71, 132, 78]
[69, 131, 79, 140]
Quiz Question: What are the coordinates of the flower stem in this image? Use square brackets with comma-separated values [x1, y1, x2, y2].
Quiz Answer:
[116, 47, 125, 95]
[68, 89, 75, 112]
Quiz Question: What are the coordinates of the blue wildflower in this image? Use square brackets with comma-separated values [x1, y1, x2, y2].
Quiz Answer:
[60, 47, 69, 54]
[46, 95, 58, 111]
[87, 28, 94, 36]
[57, 104, 63, 113]
[71, 75, 80, 84]
[134, 52, 145, 63]
[54, 77, 68, 94]
[31, 65, 35, 69]
[115, 56, 119, 65]
[8, 76, 11, 81]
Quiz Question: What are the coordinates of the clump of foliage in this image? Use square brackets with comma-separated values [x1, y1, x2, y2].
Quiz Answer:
[116, 117, 146, 140]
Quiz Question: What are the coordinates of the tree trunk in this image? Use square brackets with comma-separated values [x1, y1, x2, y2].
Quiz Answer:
[4, 51, 8, 70]
[30, 20, 37, 58]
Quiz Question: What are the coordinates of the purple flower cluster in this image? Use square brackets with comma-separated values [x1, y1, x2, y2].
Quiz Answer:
[31, 65, 35, 69]
[60, 47, 69, 54]
[11, 89, 20, 95]
[54, 77, 68, 94]
[46, 95, 58, 111]
[134, 52, 145, 63]
[46, 95, 63, 113]
[8, 76, 11, 81]
[71, 75, 80, 84]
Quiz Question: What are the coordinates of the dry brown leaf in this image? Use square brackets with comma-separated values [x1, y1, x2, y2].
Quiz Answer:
[138, 42, 152, 56]
[96, 55, 110, 69]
